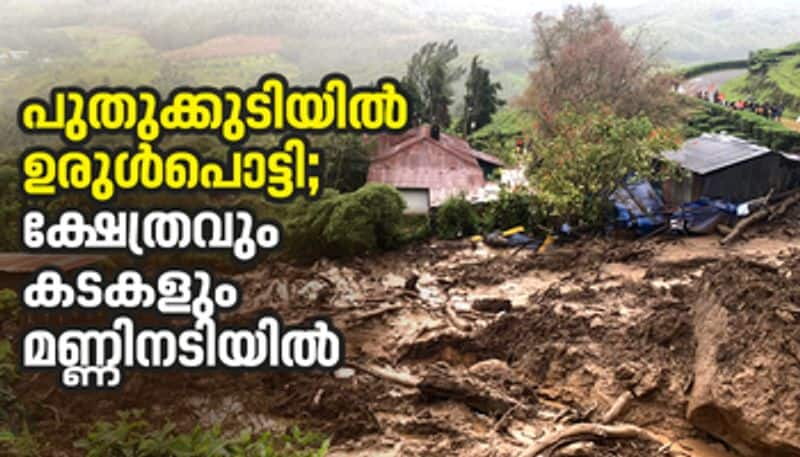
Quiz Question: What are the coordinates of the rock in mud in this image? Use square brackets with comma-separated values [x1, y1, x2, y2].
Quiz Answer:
[688, 259, 800, 457]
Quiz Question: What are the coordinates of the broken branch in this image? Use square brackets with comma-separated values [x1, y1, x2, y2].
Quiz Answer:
[721, 190, 800, 245]
[601, 391, 634, 424]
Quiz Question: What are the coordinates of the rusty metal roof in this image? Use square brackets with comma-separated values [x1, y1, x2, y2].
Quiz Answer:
[368, 125, 505, 205]
[0, 253, 105, 274]
[373, 125, 505, 167]
[367, 125, 503, 206]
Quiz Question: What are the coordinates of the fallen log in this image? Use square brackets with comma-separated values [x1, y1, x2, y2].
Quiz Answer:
[769, 190, 800, 221]
[350, 362, 521, 417]
[721, 190, 800, 245]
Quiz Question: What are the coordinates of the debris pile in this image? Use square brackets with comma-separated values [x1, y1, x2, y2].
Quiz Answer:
[689, 255, 800, 456]
[7, 203, 800, 456]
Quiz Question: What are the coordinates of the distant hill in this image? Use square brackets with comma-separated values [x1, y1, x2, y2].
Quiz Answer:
[2, 0, 800, 98]
[1, 0, 800, 152]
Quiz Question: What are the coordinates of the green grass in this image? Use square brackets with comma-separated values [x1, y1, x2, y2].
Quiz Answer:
[719, 73, 749, 100]
[769, 54, 800, 99]
[76, 411, 329, 457]
[716, 42, 800, 120]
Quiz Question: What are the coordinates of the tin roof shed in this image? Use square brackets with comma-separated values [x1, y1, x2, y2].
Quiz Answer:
[663, 133, 800, 205]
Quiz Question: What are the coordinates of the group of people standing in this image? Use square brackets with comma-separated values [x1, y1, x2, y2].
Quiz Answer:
[696, 88, 785, 121]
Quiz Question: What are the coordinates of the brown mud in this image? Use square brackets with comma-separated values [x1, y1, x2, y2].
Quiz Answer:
[6, 206, 800, 456]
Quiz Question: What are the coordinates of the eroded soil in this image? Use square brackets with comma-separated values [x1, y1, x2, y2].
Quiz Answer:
[5, 207, 800, 457]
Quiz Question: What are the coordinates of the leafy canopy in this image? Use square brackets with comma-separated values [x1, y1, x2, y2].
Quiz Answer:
[527, 107, 680, 228]
[462, 56, 504, 134]
[401, 40, 465, 128]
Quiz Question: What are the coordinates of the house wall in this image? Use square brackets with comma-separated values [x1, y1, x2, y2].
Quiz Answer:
[701, 154, 785, 203]
[367, 138, 486, 206]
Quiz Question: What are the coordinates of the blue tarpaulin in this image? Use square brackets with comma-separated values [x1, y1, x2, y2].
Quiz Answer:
[669, 198, 738, 235]
[610, 181, 665, 234]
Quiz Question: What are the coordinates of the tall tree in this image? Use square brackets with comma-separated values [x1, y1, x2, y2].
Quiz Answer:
[463, 56, 504, 134]
[401, 40, 465, 128]
[521, 5, 678, 132]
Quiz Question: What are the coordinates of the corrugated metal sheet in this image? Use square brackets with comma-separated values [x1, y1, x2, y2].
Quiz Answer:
[0, 254, 105, 273]
[368, 125, 504, 206]
[663, 133, 800, 205]
[664, 133, 771, 175]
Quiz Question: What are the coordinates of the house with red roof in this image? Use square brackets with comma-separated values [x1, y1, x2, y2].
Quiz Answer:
[367, 125, 505, 213]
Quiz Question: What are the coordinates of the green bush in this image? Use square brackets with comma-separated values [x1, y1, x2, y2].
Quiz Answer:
[0, 290, 17, 320]
[527, 108, 679, 227]
[0, 339, 34, 457]
[435, 196, 480, 239]
[0, 165, 20, 251]
[689, 100, 800, 152]
[482, 189, 533, 231]
[285, 184, 406, 259]
[75, 411, 328, 457]
[395, 214, 432, 244]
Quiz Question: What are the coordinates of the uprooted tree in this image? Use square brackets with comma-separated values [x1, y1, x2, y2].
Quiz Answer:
[520, 5, 680, 132]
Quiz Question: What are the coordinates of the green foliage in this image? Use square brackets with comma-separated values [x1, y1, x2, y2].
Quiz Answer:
[395, 214, 432, 244]
[0, 339, 18, 410]
[482, 189, 534, 231]
[0, 164, 20, 251]
[285, 184, 406, 259]
[527, 108, 679, 228]
[401, 40, 465, 128]
[435, 196, 480, 239]
[0, 289, 17, 320]
[317, 134, 371, 193]
[75, 411, 329, 457]
[0, 427, 40, 457]
[462, 55, 504, 134]
[0, 339, 37, 457]
[469, 108, 534, 165]
[688, 100, 800, 151]
[681, 60, 748, 78]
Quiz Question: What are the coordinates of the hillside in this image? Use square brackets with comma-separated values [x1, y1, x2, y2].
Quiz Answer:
[2, 0, 800, 99]
[1, 0, 799, 154]
[720, 42, 800, 119]
[0, 26, 299, 152]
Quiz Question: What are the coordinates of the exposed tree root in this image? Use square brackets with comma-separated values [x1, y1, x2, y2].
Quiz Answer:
[516, 423, 671, 457]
